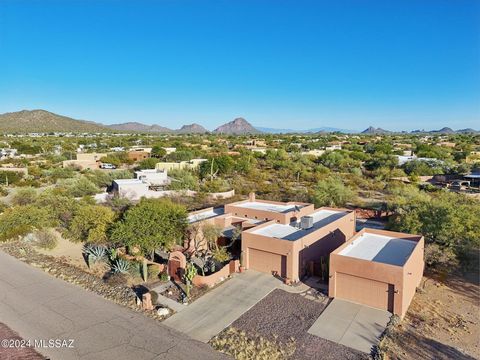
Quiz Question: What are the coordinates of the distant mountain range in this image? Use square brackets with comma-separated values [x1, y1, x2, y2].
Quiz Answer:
[0, 110, 107, 133]
[214, 117, 260, 134]
[361, 126, 478, 135]
[0, 110, 477, 135]
[256, 126, 354, 134]
[107, 122, 173, 133]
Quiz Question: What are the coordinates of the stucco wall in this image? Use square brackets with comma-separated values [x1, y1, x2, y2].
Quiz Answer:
[329, 228, 424, 318]
[242, 210, 355, 282]
[401, 236, 425, 318]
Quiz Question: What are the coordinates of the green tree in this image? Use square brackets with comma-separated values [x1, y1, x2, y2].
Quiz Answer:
[58, 177, 100, 197]
[312, 176, 355, 207]
[68, 205, 116, 243]
[111, 198, 188, 256]
[151, 146, 167, 158]
[137, 158, 160, 170]
[0, 205, 57, 241]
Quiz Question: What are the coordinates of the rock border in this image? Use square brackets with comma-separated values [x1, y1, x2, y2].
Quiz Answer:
[0, 240, 171, 322]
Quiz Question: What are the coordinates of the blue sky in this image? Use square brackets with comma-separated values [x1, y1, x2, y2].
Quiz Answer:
[0, 0, 479, 131]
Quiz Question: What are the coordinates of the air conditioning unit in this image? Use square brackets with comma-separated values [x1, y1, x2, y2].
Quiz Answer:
[300, 216, 314, 230]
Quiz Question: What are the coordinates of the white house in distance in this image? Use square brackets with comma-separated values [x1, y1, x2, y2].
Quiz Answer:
[111, 169, 170, 200]
[134, 169, 170, 186]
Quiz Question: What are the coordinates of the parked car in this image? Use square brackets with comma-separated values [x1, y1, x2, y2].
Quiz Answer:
[100, 163, 116, 169]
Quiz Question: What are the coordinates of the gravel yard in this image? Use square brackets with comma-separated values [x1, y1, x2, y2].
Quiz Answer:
[230, 289, 370, 359]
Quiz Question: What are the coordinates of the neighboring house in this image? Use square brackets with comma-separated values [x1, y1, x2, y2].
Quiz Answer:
[466, 151, 480, 164]
[395, 155, 444, 166]
[62, 152, 108, 170]
[112, 179, 149, 199]
[0, 148, 18, 159]
[325, 142, 342, 151]
[301, 149, 325, 157]
[155, 158, 207, 171]
[187, 192, 424, 318]
[329, 228, 424, 318]
[135, 169, 169, 186]
[163, 147, 176, 154]
[128, 150, 150, 162]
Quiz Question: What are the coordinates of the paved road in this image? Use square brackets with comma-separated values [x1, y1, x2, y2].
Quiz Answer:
[308, 299, 390, 353]
[163, 271, 279, 342]
[0, 251, 226, 360]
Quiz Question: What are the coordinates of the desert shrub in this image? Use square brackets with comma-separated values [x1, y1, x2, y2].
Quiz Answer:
[68, 204, 116, 243]
[0, 205, 57, 241]
[147, 264, 161, 279]
[11, 187, 37, 206]
[159, 271, 169, 282]
[149, 290, 158, 305]
[34, 229, 58, 250]
[58, 177, 100, 197]
[0, 186, 8, 196]
[212, 247, 230, 263]
[103, 272, 128, 287]
[312, 176, 355, 207]
[210, 328, 296, 360]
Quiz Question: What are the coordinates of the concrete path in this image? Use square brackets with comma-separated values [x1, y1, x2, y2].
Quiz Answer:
[150, 281, 187, 313]
[163, 271, 279, 342]
[0, 251, 226, 360]
[308, 299, 390, 353]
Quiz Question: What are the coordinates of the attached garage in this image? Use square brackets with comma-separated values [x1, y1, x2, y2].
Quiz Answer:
[329, 229, 425, 318]
[335, 273, 394, 312]
[248, 249, 287, 278]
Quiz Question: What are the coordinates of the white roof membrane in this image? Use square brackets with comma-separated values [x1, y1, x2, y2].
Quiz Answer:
[339, 233, 417, 266]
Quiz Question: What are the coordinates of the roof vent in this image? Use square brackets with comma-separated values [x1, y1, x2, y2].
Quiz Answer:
[300, 216, 314, 230]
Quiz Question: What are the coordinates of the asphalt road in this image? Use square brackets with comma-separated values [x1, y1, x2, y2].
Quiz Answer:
[0, 251, 227, 360]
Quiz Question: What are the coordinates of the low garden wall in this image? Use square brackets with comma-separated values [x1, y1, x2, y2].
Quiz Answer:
[192, 260, 239, 288]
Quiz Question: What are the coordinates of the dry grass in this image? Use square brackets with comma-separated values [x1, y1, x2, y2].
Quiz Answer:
[210, 327, 296, 360]
[378, 273, 479, 360]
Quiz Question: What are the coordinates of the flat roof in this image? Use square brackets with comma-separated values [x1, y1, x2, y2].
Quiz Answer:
[251, 209, 348, 241]
[188, 207, 225, 223]
[233, 201, 304, 214]
[114, 179, 144, 185]
[338, 233, 417, 266]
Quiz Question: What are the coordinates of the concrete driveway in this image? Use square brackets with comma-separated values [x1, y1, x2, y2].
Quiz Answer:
[163, 270, 279, 342]
[0, 251, 226, 360]
[308, 299, 391, 353]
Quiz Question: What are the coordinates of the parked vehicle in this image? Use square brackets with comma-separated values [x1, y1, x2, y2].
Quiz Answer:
[100, 163, 116, 169]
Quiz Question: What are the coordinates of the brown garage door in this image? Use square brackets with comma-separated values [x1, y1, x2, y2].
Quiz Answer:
[248, 249, 286, 277]
[336, 273, 394, 312]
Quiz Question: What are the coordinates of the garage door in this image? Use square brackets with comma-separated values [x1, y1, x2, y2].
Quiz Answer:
[248, 249, 286, 277]
[335, 273, 393, 312]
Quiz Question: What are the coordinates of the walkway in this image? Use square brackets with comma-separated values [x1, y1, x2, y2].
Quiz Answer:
[163, 270, 279, 342]
[0, 251, 226, 360]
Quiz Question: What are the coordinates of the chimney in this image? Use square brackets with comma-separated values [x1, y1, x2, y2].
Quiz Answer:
[248, 192, 256, 202]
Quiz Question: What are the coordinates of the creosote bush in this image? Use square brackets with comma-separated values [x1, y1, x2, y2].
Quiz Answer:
[34, 229, 59, 250]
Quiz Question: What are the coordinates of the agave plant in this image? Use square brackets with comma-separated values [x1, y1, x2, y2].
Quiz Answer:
[112, 258, 130, 274]
[83, 244, 107, 267]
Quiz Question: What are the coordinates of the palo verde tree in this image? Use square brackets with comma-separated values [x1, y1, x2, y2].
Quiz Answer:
[110, 198, 188, 257]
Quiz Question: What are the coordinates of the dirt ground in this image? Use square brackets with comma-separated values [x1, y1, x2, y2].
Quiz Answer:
[36, 235, 109, 278]
[227, 289, 368, 360]
[382, 272, 480, 360]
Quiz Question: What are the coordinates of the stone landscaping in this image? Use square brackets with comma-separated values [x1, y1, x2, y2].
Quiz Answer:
[215, 289, 369, 360]
[0, 240, 171, 322]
